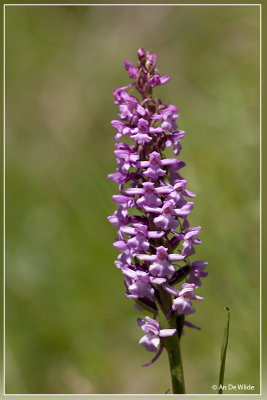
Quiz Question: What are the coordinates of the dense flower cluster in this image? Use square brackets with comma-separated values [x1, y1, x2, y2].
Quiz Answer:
[108, 48, 207, 365]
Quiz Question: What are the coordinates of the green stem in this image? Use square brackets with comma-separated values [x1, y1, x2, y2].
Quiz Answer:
[157, 289, 186, 394]
[166, 313, 185, 394]
[167, 335, 185, 393]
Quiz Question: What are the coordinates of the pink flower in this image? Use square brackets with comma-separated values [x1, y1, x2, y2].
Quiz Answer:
[172, 283, 204, 316]
[138, 316, 176, 352]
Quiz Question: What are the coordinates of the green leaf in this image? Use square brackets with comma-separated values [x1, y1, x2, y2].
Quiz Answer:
[218, 307, 231, 394]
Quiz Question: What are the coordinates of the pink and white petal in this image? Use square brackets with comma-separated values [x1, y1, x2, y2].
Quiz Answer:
[154, 215, 169, 230]
[149, 127, 163, 134]
[160, 75, 170, 85]
[139, 334, 160, 353]
[113, 241, 128, 251]
[137, 104, 146, 115]
[168, 253, 185, 261]
[125, 187, 144, 195]
[112, 195, 129, 205]
[161, 158, 179, 166]
[171, 231, 184, 240]
[184, 189, 196, 198]
[162, 283, 180, 296]
[125, 293, 138, 299]
[192, 295, 204, 301]
[137, 254, 157, 261]
[156, 186, 173, 194]
[148, 230, 165, 239]
[120, 226, 136, 235]
[150, 277, 166, 284]
[136, 161, 150, 168]
[159, 328, 176, 337]
[151, 114, 162, 121]
[143, 206, 161, 213]
[145, 316, 160, 328]
[129, 154, 140, 163]
[172, 297, 187, 313]
[121, 267, 136, 278]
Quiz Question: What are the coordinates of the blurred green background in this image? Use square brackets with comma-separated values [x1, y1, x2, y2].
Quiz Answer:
[5, 5, 260, 394]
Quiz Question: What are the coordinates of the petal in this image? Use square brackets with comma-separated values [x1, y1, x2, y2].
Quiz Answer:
[145, 316, 160, 329]
[143, 206, 161, 213]
[156, 186, 173, 194]
[161, 158, 179, 166]
[148, 230, 165, 239]
[151, 113, 162, 121]
[150, 277, 166, 284]
[149, 127, 163, 134]
[162, 283, 180, 297]
[124, 59, 134, 70]
[129, 154, 140, 163]
[139, 334, 160, 353]
[120, 226, 136, 235]
[159, 328, 176, 337]
[160, 75, 170, 85]
[136, 161, 150, 168]
[125, 187, 144, 195]
[121, 267, 136, 278]
[112, 195, 129, 205]
[174, 202, 194, 217]
[184, 189, 196, 198]
[131, 133, 152, 145]
[154, 215, 169, 230]
[137, 104, 146, 116]
[113, 240, 128, 251]
[192, 295, 205, 301]
[137, 253, 157, 261]
[192, 261, 208, 270]
[111, 120, 125, 130]
[168, 253, 185, 261]
[125, 293, 138, 299]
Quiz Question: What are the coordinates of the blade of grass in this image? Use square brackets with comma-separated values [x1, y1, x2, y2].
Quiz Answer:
[218, 307, 231, 394]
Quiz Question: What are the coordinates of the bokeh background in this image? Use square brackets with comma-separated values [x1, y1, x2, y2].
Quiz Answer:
[5, 4, 260, 394]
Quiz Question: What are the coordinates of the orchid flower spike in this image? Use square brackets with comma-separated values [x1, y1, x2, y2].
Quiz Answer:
[108, 48, 207, 371]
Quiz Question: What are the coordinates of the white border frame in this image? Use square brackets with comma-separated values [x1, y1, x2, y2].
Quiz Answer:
[2, 2, 262, 398]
